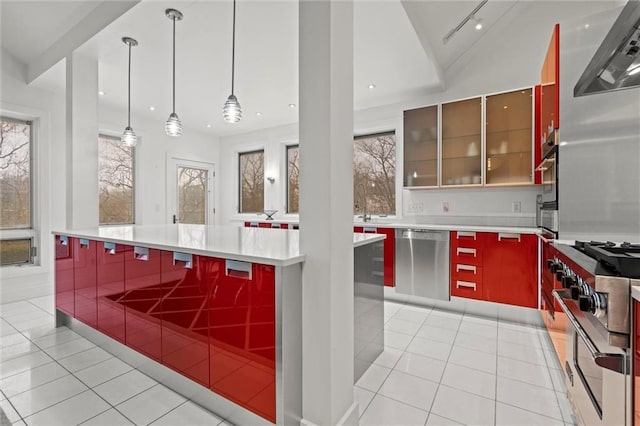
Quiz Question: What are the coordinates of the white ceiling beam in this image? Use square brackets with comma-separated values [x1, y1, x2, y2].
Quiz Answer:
[401, 0, 446, 91]
[27, 0, 140, 84]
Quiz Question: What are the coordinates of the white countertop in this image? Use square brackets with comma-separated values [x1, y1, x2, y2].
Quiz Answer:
[53, 225, 385, 267]
[237, 218, 540, 235]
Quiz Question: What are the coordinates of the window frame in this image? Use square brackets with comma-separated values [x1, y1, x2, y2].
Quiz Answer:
[98, 133, 136, 226]
[285, 144, 299, 214]
[0, 116, 35, 266]
[238, 149, 265, 214]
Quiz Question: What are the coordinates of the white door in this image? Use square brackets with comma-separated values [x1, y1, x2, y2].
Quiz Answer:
[167, 157, 215, 225]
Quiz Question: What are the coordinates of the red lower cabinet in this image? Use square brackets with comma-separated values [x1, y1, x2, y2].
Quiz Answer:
[73, 238, 97, 327]
[209, 260, 276, 423]
[124, 246, 163, 362]
[635, 299, 640, 425]
[160, 251, 211, 388]
[96, 242, 126, 343]
[483, 233, 538, 308]
[55, 235, 74, 317]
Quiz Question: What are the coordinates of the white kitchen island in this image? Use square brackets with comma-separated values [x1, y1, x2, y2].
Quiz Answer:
[52, 224, 384, 425]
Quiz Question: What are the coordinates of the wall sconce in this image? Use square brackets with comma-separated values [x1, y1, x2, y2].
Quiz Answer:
[267, 176, 275, 184]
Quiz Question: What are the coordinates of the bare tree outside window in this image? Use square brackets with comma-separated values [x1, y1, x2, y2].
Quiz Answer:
[287, 145, 299, 213]
[98, 135, 134, 224]
[239, 150, 264, 213]
[178, 166, 207, 224]
[0, 118, 31, 229]
[354, 132, 396, 215]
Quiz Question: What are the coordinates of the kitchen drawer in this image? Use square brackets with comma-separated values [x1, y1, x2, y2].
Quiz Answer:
[450, 245, 483, 266]
[450, 274, 483, 300]
[451, 231, 484, 250]
[451, 263, 482, 284]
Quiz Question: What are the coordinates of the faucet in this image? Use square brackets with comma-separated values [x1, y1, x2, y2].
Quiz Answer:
[357, 183, 371, 222]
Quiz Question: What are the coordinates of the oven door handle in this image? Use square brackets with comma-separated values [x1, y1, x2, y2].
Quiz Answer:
[552, 289, 628, 374]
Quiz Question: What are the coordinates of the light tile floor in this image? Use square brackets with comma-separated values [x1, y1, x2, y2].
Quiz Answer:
[0, 295, 576, 425]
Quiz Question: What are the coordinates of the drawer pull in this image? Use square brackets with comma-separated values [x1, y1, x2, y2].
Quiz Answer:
[59, 235, 68, 246]
[457, 231, 476, 240]
[292, 224, 299, 230]
[104, 241, 116, 255]
[249, 222, 259, 228]
[134, 246, 149, 261]
[226, 259, 252, 280]
[271, 223, 281, 229]
[498, 233, 521, 242]
[79, 238, 90, 248]
[457, 247, 477, 257]
[173, 252, 193, 269]
[363, 227, 377, 233]
[456, 264, 476, 274]
[456, 280, 477, 290]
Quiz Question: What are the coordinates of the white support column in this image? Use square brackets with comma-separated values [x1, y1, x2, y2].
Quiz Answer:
[299, 1, 356, 425]
[65, 54, 99, 229]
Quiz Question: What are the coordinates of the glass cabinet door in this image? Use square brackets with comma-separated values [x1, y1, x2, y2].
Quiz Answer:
[403, 105, 438, 187]
[442, 97, 482, 186]
[485, 88, 533, 185]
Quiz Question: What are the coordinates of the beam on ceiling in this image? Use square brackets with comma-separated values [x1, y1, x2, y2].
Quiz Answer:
[27, 0, 140, 84]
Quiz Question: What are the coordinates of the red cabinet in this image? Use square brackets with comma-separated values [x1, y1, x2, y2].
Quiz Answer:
[124, 246, 163, 362]
[483, 233, 538, 308]
[635, 299, 640, 425]
[209, 260, 276, 423]
[55, 235, 74, 317]
[160, 251, 211, 388]
[540, 24, 560, 146]
[96, 241, 126, 343]
[73, 238, 97, 327]
[450, 231, 484, 300]
[354, 226, 395, 287]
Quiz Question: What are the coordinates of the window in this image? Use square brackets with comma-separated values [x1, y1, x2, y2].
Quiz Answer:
[286, 145, 299, 213]
[0, 117, 33, 266]
[354, 132, 396, 216]
[98, 134, 135, 224]
[239, 150, 264, 213]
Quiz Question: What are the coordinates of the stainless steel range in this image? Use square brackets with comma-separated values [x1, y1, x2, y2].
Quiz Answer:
[549, 241, 638, 425]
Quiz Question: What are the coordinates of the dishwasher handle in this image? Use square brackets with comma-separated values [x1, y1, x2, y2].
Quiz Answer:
[399, 229, 447, 241]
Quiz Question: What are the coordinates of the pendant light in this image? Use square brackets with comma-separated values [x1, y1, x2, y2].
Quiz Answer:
[223, 0, 242, 123]
[121, 37, 138, 147]
[165, 8, 183, 137]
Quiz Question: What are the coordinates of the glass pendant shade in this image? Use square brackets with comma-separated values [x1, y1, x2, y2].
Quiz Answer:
[121, 126, 137, 147]
[165, 112, 183, 137]
[223, 94, 242, 123]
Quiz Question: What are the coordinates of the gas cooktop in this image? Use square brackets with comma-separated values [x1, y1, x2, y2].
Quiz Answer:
[573, 240, 640, 278]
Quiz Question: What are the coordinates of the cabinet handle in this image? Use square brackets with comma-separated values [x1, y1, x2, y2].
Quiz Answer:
[225, 259, 252, 280]
[456, 280, 477, 290]
[498, 233, 521, 242]
[134, 246, 149, 261]
[173, 252, 193, 269]
[249, 222, 259, 228]
[457, 231, 476, 240]
[59, 235, 68, 246]
[456, 264, 476, 274]
[104, 242, 116, 255]
[271, 223, 281, 229]
[456, 247, 477, 257]
[363, 227, 377, 233]
[292, 224, 300, 230]
[79, 238, 90, 248]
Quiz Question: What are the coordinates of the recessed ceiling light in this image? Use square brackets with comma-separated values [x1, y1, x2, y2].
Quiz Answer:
[585, 24, 590, 29]
[256, 112, 262, 116]
[289, 104, 296, 108]
[503, 105, 508, 109]
[149, 106, 155, 111]
[368, 84, 376, 89]
[473, 16, 483, 30]
[98, 91, 105, 96]
[206, 124, 212, 128]
[560, 141, 568, 146]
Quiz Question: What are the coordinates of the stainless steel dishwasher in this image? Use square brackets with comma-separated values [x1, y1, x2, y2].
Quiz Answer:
[395, 229, 450, 300]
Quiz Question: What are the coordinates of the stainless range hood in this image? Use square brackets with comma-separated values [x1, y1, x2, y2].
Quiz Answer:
[574, 0, 640, 96]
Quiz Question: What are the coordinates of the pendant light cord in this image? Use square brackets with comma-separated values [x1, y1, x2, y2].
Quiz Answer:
[231, 0, 236, 95]
[127, 42, 132, 127]
[172, 17, 176, 114]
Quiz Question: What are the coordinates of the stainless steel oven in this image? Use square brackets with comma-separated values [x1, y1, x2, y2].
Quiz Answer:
[537, 145, 558, 210]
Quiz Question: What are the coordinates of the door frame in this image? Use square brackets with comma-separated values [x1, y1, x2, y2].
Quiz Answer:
[166, 156, 215, 225]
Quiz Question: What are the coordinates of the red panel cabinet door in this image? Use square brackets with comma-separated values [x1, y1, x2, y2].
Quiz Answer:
[124, 246, 163, 362]
[258, 223, 271, 228]
[96, 241, 126, 343]
[534, 84, 542, 184]
[245, 221, 259, 228]
[483, 233, 538, 308]
[450, 232, 484, 300]
[270, 223, 288, 229]
[73, 238, 98, 327]
[540, 24, 560, 145]
[634, 300, 640, 426]
[55, 235, 74, 317]
[209, 260, 276, 423]
[160, 250, 211, 388]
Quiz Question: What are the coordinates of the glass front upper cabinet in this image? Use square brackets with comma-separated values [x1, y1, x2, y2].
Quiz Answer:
[485, 88, 533, 185]
[403, 105, 438, 187]
[441, 97, 482, 186]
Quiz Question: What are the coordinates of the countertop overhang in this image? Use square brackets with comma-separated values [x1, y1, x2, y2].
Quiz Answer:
[52, 224, 385, 267]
